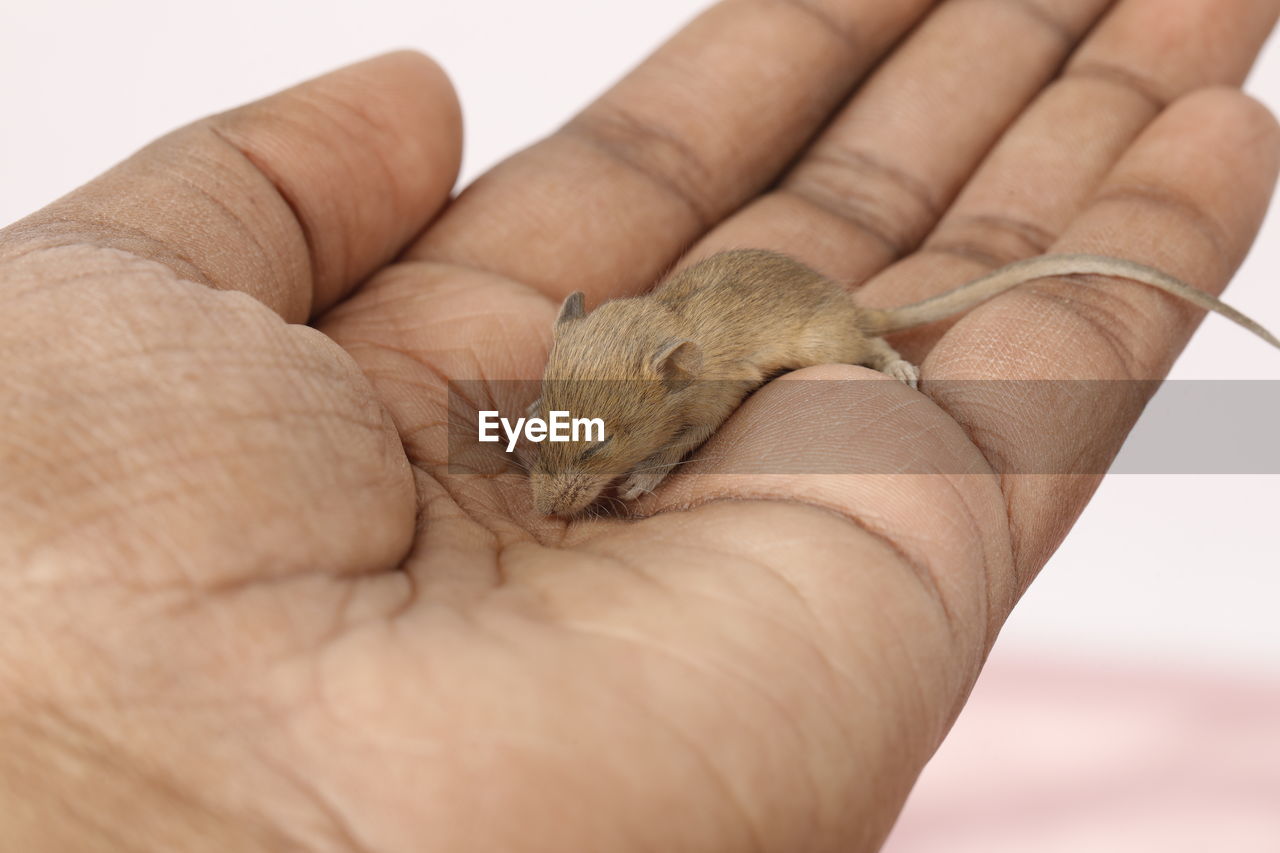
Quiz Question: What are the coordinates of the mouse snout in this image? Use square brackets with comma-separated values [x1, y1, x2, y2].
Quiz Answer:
[531, 469, 608, 517]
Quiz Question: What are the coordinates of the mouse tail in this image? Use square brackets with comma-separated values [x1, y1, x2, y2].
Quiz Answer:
[858, 253, 1280, 350]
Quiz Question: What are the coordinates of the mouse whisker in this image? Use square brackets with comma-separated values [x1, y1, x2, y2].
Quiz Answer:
[621, 454, 724, 475]
[535, 249, 1280, 526]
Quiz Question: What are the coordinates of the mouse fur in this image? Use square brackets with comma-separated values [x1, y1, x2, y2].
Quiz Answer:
[529, 248, 1280, 517]
[529, 249, 916, 516]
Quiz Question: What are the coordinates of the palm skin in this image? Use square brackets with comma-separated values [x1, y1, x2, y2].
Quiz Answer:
[2, 1, 1279, 851]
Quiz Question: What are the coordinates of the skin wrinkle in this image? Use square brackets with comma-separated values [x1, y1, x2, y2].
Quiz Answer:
[775, 185, 906, 258]
[19, 706, 306, 853]
[13, 341, 355, 377]
[1065, 60, 1173, 110]
[732, 410, 947, 475]
[326, 258, 529, 325]
[766, 0, 868, 56]
[1, 249, 321, 394]
[419, 470, 533, 547]
[403, 1, 941, 298]
[204, 54, 464, 316]
[363, 697, 722, 851]
[15, 481, 202, 571]
[589, 533, 881, 807]
[490, 536, 524, 587]
[385, 556, 421, 621]
[935, 379, 1111, 591]
[485, 308, 550, 373]
[334, 338, 456, 428]
[1015, 280, 1159, 377]
[1091, 180, 1232, 260]
[179, 588, 276, 694]
[907, 243, 1017, 280]
[925, 469, 1004, 661]
[977, 0, 1084, 47]
[923, 212, 1058, 266]
[368, 275, 547, 381]
[876, 601, 951, 758]
[317, 107, 405, 281]
[205, 123, 316, 316]
[799, 147, 942, 221]
[582, 536, 844, 690]
[9, 400, 380, 484]
[650, 495, 966, 647]
[430, 532, 514, 596]
[292, 82, 402, 163]
[0, 252, 176, 303]
[159, 146, 287, 293]
[316, 569, 362, 647]
[247, 744, 375, 853]
[4, 407, 381, 527]
[393, 269, 544, 340]
[831, 497, 968, 648]
[0, 218, 214, 288]
[606, 655, 774, 853]
[695, 0, 1136, 280]
[420, 469, 519, 530]
[562, 112, 717, 233]
[317, 266, 412, 318]
[761, 0, 1104, 272]
[306, 620, 448, 755]
[5, 299, 410, 592]
[553, 615, 814, 776]
[778, 0, 1100, 240]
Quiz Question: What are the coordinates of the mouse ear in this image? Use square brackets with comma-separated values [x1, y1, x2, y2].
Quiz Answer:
[651, 339, 702, 391]
[555, 291, 587, 328]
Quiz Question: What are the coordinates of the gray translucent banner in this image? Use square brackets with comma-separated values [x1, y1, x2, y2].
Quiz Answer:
[446, 379, 1280, 475]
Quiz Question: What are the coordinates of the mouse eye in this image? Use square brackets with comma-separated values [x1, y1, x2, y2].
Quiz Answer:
[579, 436, 612, 461]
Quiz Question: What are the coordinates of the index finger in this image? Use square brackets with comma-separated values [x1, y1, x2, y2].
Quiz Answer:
[407, 0, 937, 302]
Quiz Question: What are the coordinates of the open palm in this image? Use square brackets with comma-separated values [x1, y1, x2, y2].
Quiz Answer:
[3, 1, 1278, 850]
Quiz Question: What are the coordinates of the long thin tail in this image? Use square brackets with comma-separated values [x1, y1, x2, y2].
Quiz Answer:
[859, 253, 1280, 349]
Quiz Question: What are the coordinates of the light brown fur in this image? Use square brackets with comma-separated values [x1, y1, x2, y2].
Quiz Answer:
[530, 249, 1280, 516]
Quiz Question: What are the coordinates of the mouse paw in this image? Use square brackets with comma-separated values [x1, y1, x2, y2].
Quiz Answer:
[883, 359, 919, 389]
[618, 470, 667, 501]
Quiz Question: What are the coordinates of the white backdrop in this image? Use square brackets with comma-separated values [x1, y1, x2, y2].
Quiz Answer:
[2, 0, 1277, 769]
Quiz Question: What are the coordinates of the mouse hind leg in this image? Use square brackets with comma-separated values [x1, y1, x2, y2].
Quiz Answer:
[859, 336, 919, 389]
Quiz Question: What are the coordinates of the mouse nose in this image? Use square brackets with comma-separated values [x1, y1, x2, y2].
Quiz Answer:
[549, 485, 594, 517]
[534, 492, 557, 516]
[532, 472, 604, 517]
[548, 493, 583, 517]
[533, 478, 579, 516]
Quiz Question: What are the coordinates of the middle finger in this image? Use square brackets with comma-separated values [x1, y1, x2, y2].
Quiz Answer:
[690, 0, 1120, 277]
[405, 0, 939, 302]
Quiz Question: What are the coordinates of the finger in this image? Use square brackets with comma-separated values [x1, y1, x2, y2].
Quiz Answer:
[853, 0, 1280, 359]
[925, 88, 1280, 582]
[405, 0, 937, 301]
[625, 88, 1279, 654]
[0, 51, 461, 322]
[690, 0, 1117, 277]
[692, 0, 1278, 291]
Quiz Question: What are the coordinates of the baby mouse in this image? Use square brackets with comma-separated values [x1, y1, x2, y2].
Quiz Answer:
[529, 249, 1280, 517]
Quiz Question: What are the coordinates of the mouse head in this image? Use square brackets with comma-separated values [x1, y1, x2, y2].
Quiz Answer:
[530, 291, 703, 516]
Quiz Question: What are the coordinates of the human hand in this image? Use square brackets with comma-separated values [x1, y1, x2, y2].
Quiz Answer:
[2, 1, 1277, 850]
